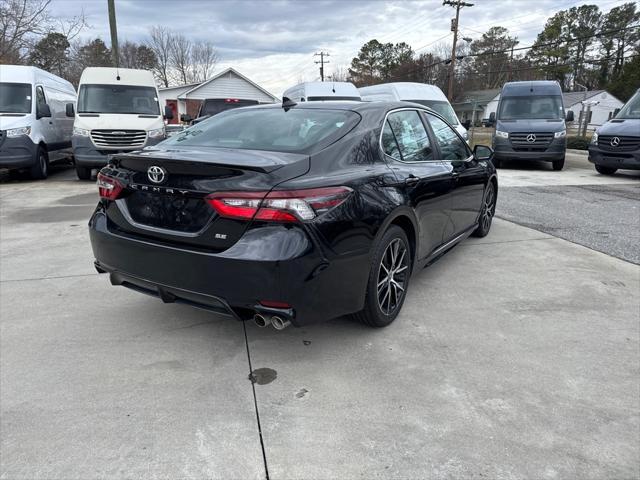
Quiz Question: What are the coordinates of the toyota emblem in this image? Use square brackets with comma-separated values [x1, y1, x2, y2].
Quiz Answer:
[526, 134, 536, 143]
[610, 136, 620, 147]
[147, 165, 166, 184]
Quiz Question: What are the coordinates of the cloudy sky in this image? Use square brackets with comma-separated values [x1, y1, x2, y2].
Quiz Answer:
[50, 0, 628, 95]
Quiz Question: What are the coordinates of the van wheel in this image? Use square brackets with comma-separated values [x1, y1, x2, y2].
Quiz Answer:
[352, 226, 412, 328]
[29, 146, 49, 180]
[552, 157, 565, 171]
[595, 165, 617, 175]
[76, 166, 92, 180]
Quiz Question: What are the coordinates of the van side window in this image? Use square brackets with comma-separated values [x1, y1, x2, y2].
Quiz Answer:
[385, 110, 434, 162]
[426, 114, 470, 161]
[35, 86, 46, 106]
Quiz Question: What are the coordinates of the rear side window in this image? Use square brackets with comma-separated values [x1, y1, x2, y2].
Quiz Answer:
[426, 114, 470, 161]
[164, 108, 360, 153]
[383, 110, 434, 162]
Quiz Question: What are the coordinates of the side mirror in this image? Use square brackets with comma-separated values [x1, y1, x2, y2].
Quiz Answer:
[163, 105, 174, 120]
[613, 108, 620, 117]
[474, 144, 493, 161]
[180, 113, 192, 124]
[36, 103, 52, 119]
[565, 110, 574, 122]
[65, 103, 75, 117]
[488, 112, 496, 125]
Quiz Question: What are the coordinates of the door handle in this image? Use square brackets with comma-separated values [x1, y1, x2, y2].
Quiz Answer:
[405, 175, 420, 186]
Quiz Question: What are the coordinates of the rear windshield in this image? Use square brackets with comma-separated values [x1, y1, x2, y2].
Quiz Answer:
[201, 99, 259, 117]
[498, 95, 563, 120]
[307, 96, 361, 101]
[78, 84, 160, 115]
[406, 100, 458, 125]
[163, 107, 360, 153]
[0, 83, 31, 113]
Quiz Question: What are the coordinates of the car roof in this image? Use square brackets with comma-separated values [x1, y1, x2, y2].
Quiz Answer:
[242, 100, 431, 114]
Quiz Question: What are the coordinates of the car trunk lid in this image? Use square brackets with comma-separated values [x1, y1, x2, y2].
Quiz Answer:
[104, 146, 309, 250]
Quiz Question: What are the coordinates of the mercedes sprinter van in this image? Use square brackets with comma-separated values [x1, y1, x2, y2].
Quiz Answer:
[70, 67, 172, 179]
[358, 82, 468, 141]
[0, 65, 76, 179]
[283, 82, 361, 102]
[588, 88, 640, 175]
[491, 80, 573, 171]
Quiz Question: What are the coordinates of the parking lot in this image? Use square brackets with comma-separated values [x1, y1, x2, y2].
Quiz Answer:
[1, 151, 638, 479]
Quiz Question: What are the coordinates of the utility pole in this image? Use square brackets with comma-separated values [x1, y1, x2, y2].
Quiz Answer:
[107, 0, 119, 68]
[315, 52, 330, 82]
[443, 0, 473, 101]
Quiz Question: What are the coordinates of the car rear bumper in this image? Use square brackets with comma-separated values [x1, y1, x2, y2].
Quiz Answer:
[72, 135, 165, 167]
[493, 136, 565, 161]
[0, 135, 37, 168]
[89, 206, 369, 326]
[588, 146, 640, 170]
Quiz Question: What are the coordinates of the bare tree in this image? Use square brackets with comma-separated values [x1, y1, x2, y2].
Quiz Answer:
[0, 0, 51, 62]
[190, 40, 218, 82]
[170, 34, 191, 84]
[328, 65, 348, 82]
[53, 8, 88, 41]
[147, 26, 173, 87]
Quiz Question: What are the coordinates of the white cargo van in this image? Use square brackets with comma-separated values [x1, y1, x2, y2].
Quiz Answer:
[359, 82, 468, 140]
[283, 82, 361, 102]
[0, 65, 76, 179]
[70, 67, 172, 179]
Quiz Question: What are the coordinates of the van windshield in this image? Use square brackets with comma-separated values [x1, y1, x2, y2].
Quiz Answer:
[78, 84, 160, 115]
[163, 107, 359, 153]
[498, 95, 563, 120]
[615, 90, 640, 119]
[405, 100, 459, 125]
[0, 83, 31, 113]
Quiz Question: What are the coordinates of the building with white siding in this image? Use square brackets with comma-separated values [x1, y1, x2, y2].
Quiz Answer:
[158, 68, 278, 123]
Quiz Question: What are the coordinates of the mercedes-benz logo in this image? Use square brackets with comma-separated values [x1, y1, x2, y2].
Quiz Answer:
[526, 134, 536, 143]
[610, 136, 620, 147]
[147, 165, 166, 184]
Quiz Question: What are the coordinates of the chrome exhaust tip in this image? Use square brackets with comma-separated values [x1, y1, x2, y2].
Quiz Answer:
[271, 316, 291, 330]
[254, 314, 271, 328]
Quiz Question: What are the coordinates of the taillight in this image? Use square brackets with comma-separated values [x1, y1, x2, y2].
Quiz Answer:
[205, 186, 352, 222]
[96, 173, 124, 200]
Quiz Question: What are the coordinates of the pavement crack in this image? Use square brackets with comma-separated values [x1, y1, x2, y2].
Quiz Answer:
[0, 272, 98, 283]
[242, 320, 270, 480]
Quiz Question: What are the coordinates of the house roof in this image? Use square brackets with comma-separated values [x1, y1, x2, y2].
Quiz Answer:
[179, 67, 278, 102]
[158, 82, 201, 92]
[455, 89, 501, 106]
[562, 90, 607, 108]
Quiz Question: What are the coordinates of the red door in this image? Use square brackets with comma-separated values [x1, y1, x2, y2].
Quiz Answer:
[166, 100, 178, 124]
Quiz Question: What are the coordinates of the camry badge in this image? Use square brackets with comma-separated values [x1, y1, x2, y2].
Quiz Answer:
[526, 134, 536, 143]
[147, 165, 166, 184]
[610, 136, 620, 147]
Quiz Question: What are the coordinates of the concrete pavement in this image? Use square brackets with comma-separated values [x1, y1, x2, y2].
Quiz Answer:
[1, 162, 639, 479]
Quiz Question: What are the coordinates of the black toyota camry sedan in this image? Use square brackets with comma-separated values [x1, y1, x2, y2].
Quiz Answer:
[90, 101, 497, 329]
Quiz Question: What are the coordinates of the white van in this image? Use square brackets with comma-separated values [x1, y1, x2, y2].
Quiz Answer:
[70, 67, 172, 179]
[283, 82, 361, 102]
[359, 82, 468, 141]
[0, 65, 76, 179]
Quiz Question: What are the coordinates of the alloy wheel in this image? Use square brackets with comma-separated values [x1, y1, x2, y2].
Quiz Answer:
[377, 238, 409, 315]
[481, 184, 495, 231]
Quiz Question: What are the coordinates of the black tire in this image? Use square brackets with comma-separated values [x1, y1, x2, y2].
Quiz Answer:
[473, 181, 496, 238]
[353, 226, 412, 328]
[595, 165, 617, 175]
[552, 157, 565, 171]
[76, 165, 92, 180]
[29, 146, 49, 180]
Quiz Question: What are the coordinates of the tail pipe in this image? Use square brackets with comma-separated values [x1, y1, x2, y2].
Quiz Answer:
[253, 314, 271, 328]
[271, 316, 291, 330]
